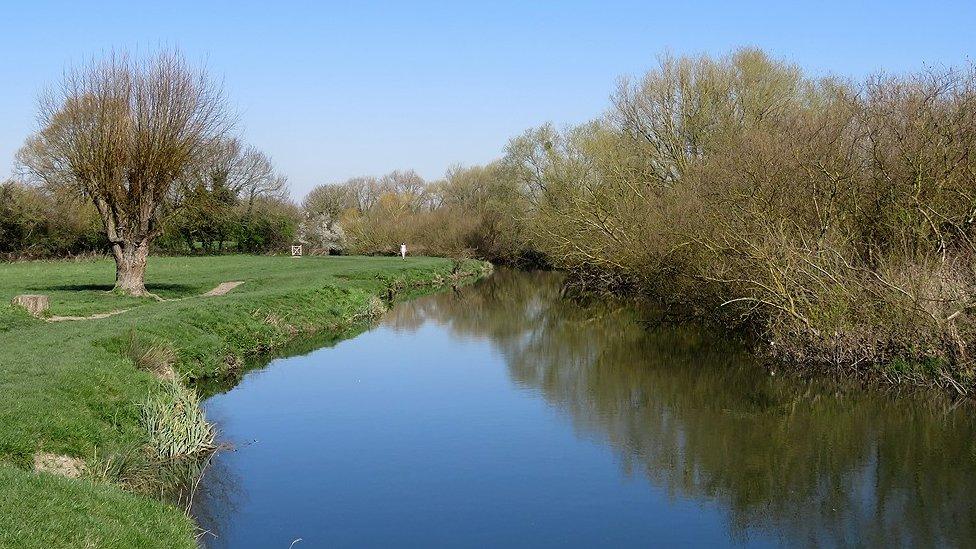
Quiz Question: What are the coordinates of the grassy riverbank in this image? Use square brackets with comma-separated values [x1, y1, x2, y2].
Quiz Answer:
[0, 255, 488, 548]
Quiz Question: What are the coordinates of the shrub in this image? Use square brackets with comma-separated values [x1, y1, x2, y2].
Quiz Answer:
[501, 49, 976, 385]
[0, 180, 106, 259]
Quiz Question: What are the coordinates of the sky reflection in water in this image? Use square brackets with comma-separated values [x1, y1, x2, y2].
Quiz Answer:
[196, 270, 976, 548]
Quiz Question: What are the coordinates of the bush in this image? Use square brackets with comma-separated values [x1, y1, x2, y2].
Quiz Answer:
[0, 180, 106, 259]
[236, 198, 300, 254]
[501, 49, 976, 385]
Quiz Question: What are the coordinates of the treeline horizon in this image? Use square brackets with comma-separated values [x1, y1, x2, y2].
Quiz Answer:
[303, 47, 976, 386]
[4, 47, 976, 386]
[1, 134, 297, 259]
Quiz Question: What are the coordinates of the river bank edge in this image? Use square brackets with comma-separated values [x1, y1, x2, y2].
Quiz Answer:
[0, 257, 491, 549]
[558, 271, 974, 400]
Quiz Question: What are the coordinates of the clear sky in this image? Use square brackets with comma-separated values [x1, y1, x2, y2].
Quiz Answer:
[1, 1, 973, 199]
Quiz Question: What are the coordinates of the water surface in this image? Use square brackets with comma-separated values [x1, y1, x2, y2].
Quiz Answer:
[196, 270, 976, 547]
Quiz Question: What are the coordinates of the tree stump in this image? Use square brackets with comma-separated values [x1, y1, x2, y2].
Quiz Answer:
[11, 294, 49, 317]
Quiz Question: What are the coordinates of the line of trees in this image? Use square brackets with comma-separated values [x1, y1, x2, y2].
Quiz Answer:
[502, 50, 976, 380]
[0, 179, 106, 258]
[298, 166, 528, 262]
[1, 167, 298, 261]
[4, 46, 975, 380]
[155, 137, 297, 255]
[300, 49, 976, 383]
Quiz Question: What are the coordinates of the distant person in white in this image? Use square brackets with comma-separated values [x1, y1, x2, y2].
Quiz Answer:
[400, 243, 407, 260]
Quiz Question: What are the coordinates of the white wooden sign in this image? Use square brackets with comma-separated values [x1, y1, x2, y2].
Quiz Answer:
[291, 245, 303, 258]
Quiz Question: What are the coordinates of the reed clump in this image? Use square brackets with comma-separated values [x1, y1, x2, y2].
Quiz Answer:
[142, 379, 216, 462]
[86, 378, 217, 510]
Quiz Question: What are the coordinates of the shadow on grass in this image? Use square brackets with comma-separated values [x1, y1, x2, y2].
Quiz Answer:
[29, 283, 198, 294]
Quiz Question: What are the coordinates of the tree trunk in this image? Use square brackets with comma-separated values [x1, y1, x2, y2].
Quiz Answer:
[112, 240, 150, 296]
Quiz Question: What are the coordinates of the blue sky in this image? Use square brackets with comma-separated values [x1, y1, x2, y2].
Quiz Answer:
[1, 1, 973, 199]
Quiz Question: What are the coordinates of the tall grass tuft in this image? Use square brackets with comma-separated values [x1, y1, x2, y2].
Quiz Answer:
[142, 379, 216, 461]
[88, 379, 218, 510]
[127, 330, 177, 381]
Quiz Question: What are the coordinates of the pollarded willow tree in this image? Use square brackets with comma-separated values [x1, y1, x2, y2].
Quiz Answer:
[19, 50, 231, 295]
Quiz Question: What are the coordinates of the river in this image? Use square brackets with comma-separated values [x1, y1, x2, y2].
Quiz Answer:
[194, 269, 976, 548]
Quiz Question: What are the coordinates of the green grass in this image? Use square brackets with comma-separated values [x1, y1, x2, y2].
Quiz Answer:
[0, 254, 486, 548]
[0, 466, 197, 549]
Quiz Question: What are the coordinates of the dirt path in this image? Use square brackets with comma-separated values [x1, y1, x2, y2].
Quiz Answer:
[203, 281, 244, 296]
[48, 309, 130, 322]
[44, 281, 245, 322]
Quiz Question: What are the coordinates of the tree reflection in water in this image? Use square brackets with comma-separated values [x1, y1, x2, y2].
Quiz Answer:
[384, 269, 976, 547]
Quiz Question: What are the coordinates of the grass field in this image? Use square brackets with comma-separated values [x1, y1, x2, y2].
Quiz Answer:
[0, 254, 486, 548]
